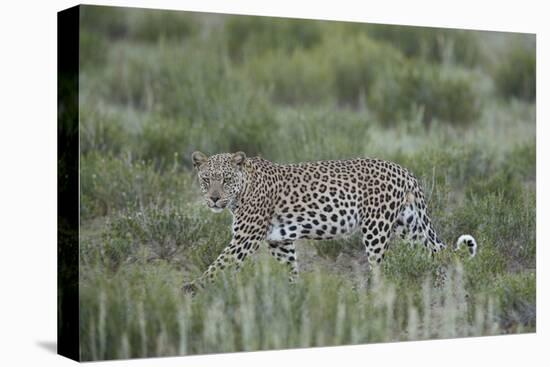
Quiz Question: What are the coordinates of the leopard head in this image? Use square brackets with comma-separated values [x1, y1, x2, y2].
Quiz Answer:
[191, 151, 247, 213]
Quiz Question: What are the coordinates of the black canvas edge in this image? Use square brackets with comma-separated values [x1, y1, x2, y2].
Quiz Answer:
[58, 4, 80, 362]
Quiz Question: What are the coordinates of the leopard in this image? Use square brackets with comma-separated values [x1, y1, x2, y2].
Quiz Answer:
[182, 151, 477, 293]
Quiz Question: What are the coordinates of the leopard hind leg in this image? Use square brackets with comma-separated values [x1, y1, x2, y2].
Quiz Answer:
[395, 189, 447, 254]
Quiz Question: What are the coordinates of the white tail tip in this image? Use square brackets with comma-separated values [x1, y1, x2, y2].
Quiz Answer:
[455, 235, 477, 257]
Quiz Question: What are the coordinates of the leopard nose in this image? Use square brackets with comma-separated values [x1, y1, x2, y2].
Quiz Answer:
[210, 194, 220, 203]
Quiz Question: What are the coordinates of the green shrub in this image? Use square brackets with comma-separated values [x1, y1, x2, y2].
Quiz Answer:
[79, 102, 275, 171]
[245, 34, 403, 107]
[80, 106, 130, 156]
[80, 153, 195, 219]
[80, 5, 199, 43]
[365, 24, 483, 67]
[400, 145, 495, 187]
[136, 115, 191, 169]
[491, 272, 536, 330]
[312, 234, 363, 261]
[382, 243, 443, 288]
[465, 169, 523, 203]
[494, 44, 535, 101]
[93, 42, 276, 159]
[80, 5, 129, 39]
[369, 61, 483, 126]
[126, 9, 199, 43]
[82, 204, 231, 272]
[109, 206, 191, 262]
[506, 142, 536, 182]
[326, 35, 404, 106]
[266, 107, 374, 163]
[462, 238, 507, 291]
[135, 110, 272, 170]
[80, 30, 108, 69]
[225, 16, 322, 62]
[245, 48, 332, 105]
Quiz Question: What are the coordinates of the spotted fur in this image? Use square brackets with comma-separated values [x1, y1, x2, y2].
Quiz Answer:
[183, 151, 477, 293]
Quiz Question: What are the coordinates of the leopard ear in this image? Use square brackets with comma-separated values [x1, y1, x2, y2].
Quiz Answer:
[191, 151, 208, 169]
[232, 151, 246, 167]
